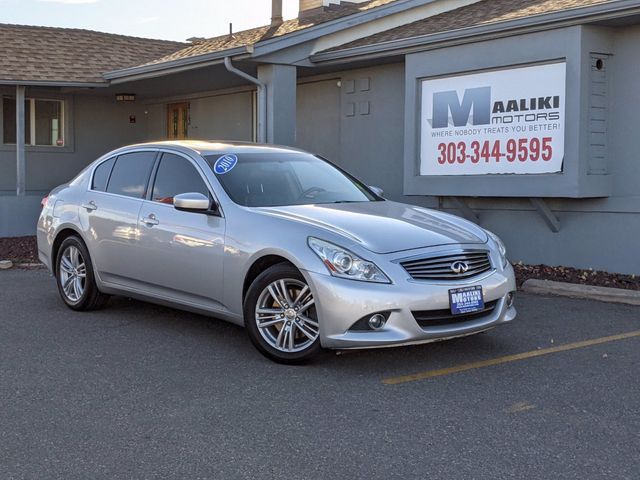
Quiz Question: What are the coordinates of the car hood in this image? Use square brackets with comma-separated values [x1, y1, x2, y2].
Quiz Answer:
[256, 201, 488, 254]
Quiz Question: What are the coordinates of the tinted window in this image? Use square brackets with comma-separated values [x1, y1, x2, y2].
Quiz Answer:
[205, 153, 377, 207]
[106, 152, 156, 198]
[92, 157, 115, 192]
[151, 153, 209, 204]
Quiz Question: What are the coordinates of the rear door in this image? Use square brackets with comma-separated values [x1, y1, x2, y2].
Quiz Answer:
[81, 150, 157, 284]
[136, 152, 226, 309]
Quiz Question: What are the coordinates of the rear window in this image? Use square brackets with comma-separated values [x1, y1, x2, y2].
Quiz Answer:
[92, 157, 115, 192]
[106, 152, 156, 199]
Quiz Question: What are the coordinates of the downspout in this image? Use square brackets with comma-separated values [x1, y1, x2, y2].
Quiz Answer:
[223, 57, 267, 143]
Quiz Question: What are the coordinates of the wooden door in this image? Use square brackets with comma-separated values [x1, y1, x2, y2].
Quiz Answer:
[166, 102, 189, 139]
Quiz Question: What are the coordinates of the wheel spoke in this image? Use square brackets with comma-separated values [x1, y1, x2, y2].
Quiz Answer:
[70, 246, 79, 266]
[288, 323, 295, 351]
[63, 280, 74, 298]
[60, 256, 73, 272]
[63, 275, 74, 290]
[298, 298, 315, 314]
[292, 285, 309, 307]
[267, 285, 285, 308]
[279, 280, 293, 306]
[295, 321, 317, 340]
[276, 326, 286, 349]
[257, 318, 284, 328]
[297, 314, 318, 328]
[74, 278, 84, 298]
[256, 308, 284, 316]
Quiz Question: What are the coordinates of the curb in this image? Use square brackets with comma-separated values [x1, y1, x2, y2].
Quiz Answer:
[15, 262, 46, 269]
[0, 261, 45, 270]
[522, 279, 640, 306]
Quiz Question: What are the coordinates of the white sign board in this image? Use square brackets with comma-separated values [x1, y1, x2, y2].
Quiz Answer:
[420, 63, 566, 176]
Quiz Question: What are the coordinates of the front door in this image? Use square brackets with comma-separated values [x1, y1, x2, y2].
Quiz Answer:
[167, 102, 190, 140]
[136, 152, 226, 309]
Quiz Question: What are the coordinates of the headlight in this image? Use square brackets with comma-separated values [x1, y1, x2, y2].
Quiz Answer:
[308, 237, 390, 283]
[485, 230, 508, 267]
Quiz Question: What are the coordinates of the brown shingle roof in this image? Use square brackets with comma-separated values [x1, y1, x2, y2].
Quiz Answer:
[0, 24, 185, 84]
[142, 0, 398, 66]
[322, 0, 616, 52]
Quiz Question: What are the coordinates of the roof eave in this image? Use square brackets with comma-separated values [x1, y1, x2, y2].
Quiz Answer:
[103, 45, 251, 83]
[311, 0, 640, 63]
[0, 79, 107, 87]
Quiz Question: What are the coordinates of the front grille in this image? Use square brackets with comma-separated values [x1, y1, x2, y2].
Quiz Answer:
[399, 250, 492, 280]
[413, 300, 499, 328]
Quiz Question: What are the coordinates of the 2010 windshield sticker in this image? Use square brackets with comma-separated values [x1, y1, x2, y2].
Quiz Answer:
[214, 154, 238, 174]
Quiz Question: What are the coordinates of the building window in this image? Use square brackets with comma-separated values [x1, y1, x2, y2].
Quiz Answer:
[2, 97, 64, 147]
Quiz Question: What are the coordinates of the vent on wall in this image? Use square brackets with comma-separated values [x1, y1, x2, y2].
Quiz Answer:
[588, 53, 610, 175]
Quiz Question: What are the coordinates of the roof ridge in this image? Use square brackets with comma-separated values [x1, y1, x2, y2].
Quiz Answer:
[134, 0, 400, 68]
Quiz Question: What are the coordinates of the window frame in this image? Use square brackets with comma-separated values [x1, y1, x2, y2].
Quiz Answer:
[90, 155, 117, 192]
[102, 150, 159, 200]
[147, 152, 213, 207]
[88, 148, 224, 217]
[1, 96, 66, 147]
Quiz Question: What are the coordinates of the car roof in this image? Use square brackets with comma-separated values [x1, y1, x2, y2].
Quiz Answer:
[118, 140, 307, 157]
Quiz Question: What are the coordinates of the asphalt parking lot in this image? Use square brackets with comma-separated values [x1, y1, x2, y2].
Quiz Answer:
[1, 269, 639, 479]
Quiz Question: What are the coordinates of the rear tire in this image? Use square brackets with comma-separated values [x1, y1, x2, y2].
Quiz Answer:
[244, 264, 321, 364]
[55, 235, 110, 311]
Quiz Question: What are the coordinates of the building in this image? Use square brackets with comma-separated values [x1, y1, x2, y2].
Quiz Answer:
[1, 0, 639, 274]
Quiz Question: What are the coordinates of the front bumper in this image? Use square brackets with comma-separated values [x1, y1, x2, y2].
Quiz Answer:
[304, 263, 516, 350]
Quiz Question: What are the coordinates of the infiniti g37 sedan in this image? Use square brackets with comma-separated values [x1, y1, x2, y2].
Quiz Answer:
[37, 141, 516, 363]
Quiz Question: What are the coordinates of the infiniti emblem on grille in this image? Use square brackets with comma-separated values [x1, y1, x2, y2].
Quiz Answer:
[450, 261, 469, 274]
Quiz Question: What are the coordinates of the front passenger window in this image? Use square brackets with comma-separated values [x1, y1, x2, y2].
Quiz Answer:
[151, 153, 210, 205]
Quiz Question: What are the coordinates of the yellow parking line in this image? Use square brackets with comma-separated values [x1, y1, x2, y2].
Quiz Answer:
[382, 330, 640, 385]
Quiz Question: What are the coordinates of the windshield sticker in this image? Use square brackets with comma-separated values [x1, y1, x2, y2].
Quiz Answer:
[214, 154, 238, 174]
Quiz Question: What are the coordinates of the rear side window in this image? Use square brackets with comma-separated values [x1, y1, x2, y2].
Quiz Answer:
[92, 157, 115, 191]
[106, 151, 156, 198]
[151, 153, 210, 204]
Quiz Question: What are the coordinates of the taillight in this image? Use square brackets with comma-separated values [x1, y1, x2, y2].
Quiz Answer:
[41, 195, 49, 208]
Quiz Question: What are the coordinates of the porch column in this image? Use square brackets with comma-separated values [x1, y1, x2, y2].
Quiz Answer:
[16, 85, 26, 196]
[257, 64, 297, 146]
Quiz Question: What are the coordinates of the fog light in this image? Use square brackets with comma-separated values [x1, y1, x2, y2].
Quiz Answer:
[507, 292, 515, 307]
[368, 313, 387, 330]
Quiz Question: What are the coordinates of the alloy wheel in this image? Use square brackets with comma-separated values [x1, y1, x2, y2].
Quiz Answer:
[59, 245, 87, 302]
[255, 278, 319, 353]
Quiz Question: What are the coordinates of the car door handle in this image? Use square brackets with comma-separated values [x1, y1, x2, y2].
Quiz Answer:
[81, 201, 97, 211]
[141, 214, 159, 226]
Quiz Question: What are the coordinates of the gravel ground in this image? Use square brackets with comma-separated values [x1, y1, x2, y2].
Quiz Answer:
[512, 263, 639, 291]
[0, 236, 38, 263]
[1, 235, 638, 290]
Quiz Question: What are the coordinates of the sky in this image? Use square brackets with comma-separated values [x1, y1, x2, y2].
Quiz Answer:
[0, 0, 301, 41]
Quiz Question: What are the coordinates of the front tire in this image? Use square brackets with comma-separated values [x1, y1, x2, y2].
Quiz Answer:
[244, 264, 321, 364]
[55, 235, 109, 311]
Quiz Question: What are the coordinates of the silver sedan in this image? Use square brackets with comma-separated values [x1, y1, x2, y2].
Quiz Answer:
[37, 141, 516, 363]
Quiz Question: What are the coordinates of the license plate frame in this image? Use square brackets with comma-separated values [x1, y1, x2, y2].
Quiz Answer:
[448, 286, 484, 315]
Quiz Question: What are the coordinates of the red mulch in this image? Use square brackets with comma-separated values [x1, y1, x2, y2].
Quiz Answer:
[0, 236, 39, 263]
[1, 236, 638, 290]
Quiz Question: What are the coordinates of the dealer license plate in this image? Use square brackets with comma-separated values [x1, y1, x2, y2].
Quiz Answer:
[449, 286, 484, 315]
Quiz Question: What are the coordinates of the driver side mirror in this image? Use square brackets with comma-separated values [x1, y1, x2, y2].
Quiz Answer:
[174, 192, 217, 214]
[369, 185, 384, 198]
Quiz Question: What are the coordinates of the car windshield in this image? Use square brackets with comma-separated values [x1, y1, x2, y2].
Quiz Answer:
[204, 152, 380, 207]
